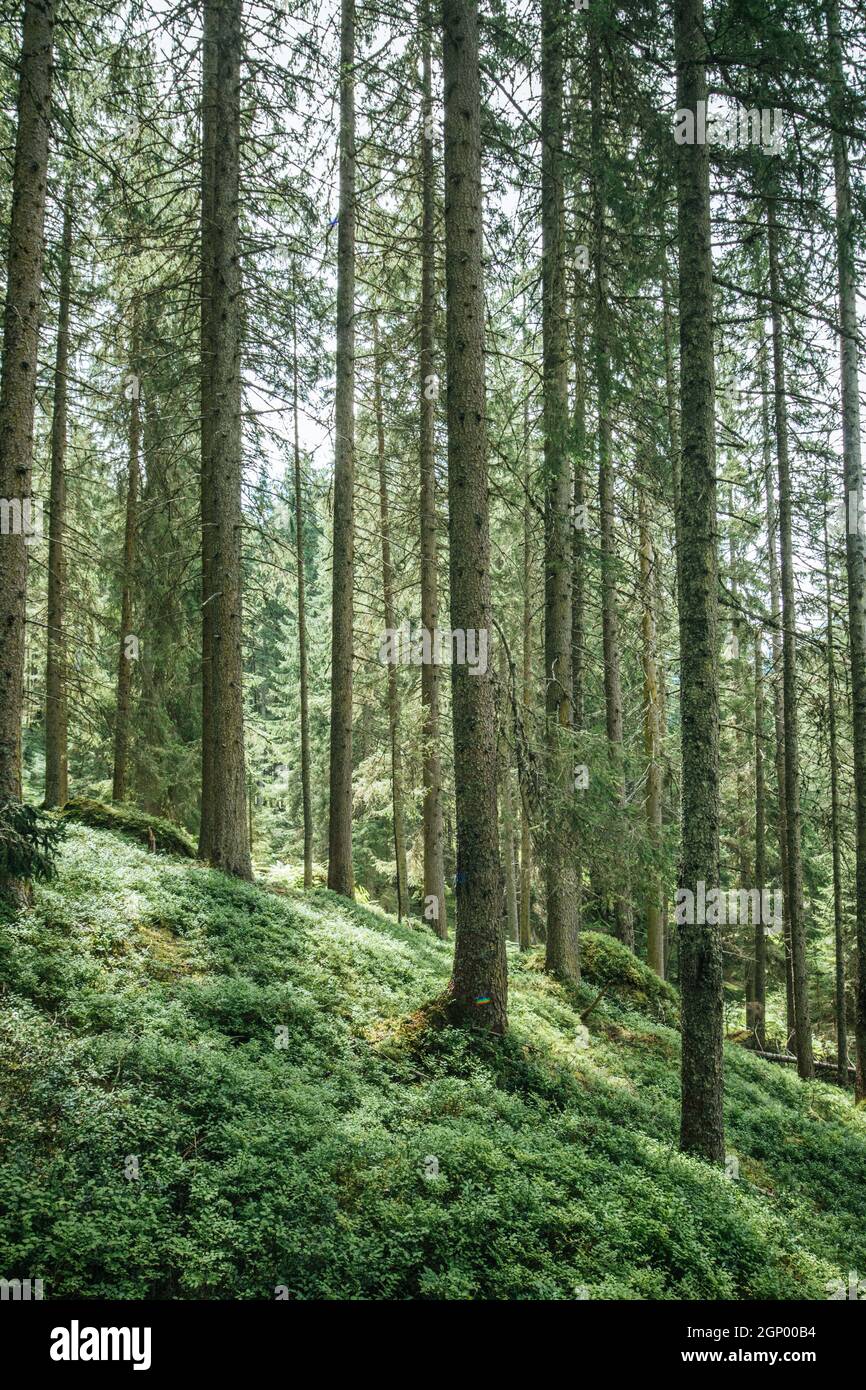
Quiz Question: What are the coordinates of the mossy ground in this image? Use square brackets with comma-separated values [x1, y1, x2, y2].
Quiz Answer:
[0, 822, 864, 1299]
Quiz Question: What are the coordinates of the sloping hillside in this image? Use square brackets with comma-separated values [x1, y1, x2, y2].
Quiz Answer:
[0, 821, 864, 1300]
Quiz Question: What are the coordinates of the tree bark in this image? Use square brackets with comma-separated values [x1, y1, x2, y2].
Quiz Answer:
[826, 0, 866, 1099]
[441, 0, 506, 1031]
[0, 0, 55, 802]
[208, 0, 252, 879]
[767, 195, 813, 1078]
[44, 192, 72, 809]
[327, 0, 356, 898]
[112, 322, 140, 804]
[673, 0, 724, 1162]
[542, 0, 579, 983]
[590, 31, 632, 951]
[519, 391, 533, 951]
[640, 487, 664, 977]
[198, 0, 218, 858]
[419, 18, 447, 937]
[373, 315, 409, 920]
[752, 628, 767, 1049]
[822, 483, 847, 1084]
[292, 272, 313, 889]
[759, 327, 795, 1044]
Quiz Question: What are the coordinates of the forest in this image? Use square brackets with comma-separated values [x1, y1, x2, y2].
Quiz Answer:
[1, 0, 866, 1318]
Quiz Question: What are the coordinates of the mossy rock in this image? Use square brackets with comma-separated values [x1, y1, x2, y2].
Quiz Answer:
[580, 930, 680, 1026]
[59, 798, 196, 858]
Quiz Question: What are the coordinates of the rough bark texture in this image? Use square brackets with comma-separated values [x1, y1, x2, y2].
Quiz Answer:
[673, 0, 724, 1163]
[419, 23, 447, 937]
[373, 316, 409, 920]
[541, 0, 578, 983]
[292, 280, 313, 889]
[208, 0, 252, 879]
[590, 32, 632, 951]
[0, 0, 55, 802]
[519, 398, 533, 952]
[822, 491, 847, 1083]
[827, 0, 866, 1099]
[198, 0, 218, 858]
[752, 628, 767, 1049]
[112, 326, 140, 804]
[441, 0, 506, 1032]
[640, 488, 664, 978]
[767, 196, 813, 1079]
[760, 329, 795, 1043]
[44, 193, 72, 809]
[327, 0, 356, 897]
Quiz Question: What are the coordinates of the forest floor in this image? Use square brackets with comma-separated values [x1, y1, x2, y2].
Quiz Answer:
[1, 819, 864, 1299]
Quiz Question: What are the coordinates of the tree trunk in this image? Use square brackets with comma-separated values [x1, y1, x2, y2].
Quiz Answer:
[198, 0, 218, 858]
[673, 0, 724, 1163]
[292, 273, 313, 889]
[759, 327, 796, 1044]
[519, 395, 533, 951]
[590, 31, 632, 951]
[419, 19, 447, 938]
[373, 315, 409, 920]
[0, 0, 55, 802]
[44, 192, 72, 809]
[822, 482, 848, 1083]
[541, 0, 578, 983]
[441, 0, 506, 1031]
[826, 0, 866, 1099]
[112, 323, 140, 803]
[208, 0, 252, 879]
[752, 628, 767, 1049]
[640, 487, 664, 977]
[728, 486, 753, 1025]
[327, 0, 356, 898]
[767, 195, 813, 1078]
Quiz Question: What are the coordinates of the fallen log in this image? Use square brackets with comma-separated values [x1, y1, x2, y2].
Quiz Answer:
[751, 1049, 856, 1084]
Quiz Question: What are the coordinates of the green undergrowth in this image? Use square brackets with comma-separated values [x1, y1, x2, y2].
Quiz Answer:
[0, 822, 864, 1299]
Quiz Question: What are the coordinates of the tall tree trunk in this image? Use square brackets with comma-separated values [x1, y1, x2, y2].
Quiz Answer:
[44, 193, 72, 809]
[640, 487, 664, 977]
[541, 0, 578, 983]
[419, 19, 447, 937]
[112, 326, 140, 803]
[499, 653, 519, 946]
[208, 0, 252, 879]
[292, 276, 313, 889]
[673, 0, 724, 1162]
[571, 199, 586, 949]
[327, 0, 356, 897]
[752, 628, 766, 1049]
[760, 328, 795, 1043]
[519, 395, 533, 952]
[590, 32, 632, 951]
[0, 0, 55, 803]
[767, 196, 813, 1078]
[826, 0, 866, 1099]
[198, 0, 218, 858]
[441, 0, 506, 1031]
[728, 486, 753, 1025]
[662, 262, 682, 554]
[373, 316, 409, 920]
[822, 484, 847, 1084]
